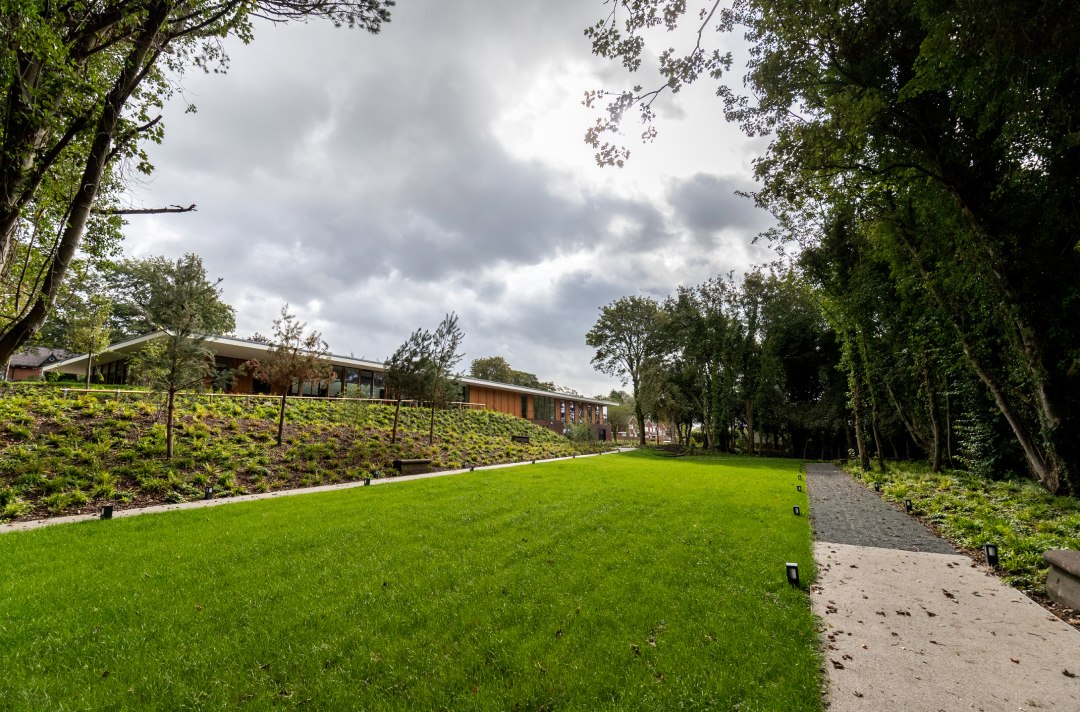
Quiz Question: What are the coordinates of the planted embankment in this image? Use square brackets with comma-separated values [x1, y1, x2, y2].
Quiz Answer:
[0, 389, 611, 523]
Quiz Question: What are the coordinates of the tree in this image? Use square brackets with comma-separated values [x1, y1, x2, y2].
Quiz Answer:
[0, 0, 395, 374]
[105, 256, 236, 339]
[586, 1, 1080, 493]
[470, 355, 544, 389]
[586, 295, 663, 446]
[384, 328, 433, 446]
[245, 305, 333, 447]
[604, 390, 634, 443]
[126, 254, 229, 459]
[68, 294, 114, 387]
[425, 313, 464, 445]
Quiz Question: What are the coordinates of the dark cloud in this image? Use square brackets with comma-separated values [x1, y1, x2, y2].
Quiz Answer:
[124, 0, 772, 395]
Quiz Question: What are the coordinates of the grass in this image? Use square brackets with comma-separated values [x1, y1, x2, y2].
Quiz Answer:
[849, 463, 1080, 592]
[0, 451, 820, 711]
[0, 388, 615, 522]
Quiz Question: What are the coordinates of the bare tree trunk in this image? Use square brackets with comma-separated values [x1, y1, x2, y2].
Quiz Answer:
[852, 379, 870, 470]
[923, 363, 943, 473]
[276, 393, 287, 446]
[391, 397, 402, 445]
[166, 388, 176, 460]
[86, 354, 93, 388]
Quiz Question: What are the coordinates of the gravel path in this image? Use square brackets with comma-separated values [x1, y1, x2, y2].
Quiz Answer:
[805, 462, 955, 554]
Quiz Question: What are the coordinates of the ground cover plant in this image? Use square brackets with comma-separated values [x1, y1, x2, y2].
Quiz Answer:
[0, 385, 614, 523]
[0, 451, 820, 710]
[849, 464, 1080, 600]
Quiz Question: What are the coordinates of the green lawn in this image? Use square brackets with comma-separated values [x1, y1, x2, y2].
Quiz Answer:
[0, 451, 820, 711]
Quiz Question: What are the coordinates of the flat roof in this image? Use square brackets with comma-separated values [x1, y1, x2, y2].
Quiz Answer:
[46, 331, 615, 406]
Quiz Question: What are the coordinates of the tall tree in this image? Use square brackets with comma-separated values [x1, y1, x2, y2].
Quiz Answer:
[104, 256, 236, 339]
[67, 294, 114, 387]
[425, 313, 464, 445]
[126, 254, 228, 458]
[384, 328, 433, 446]
[0, 0, 395, 372]
[586, 295, 663, 446]
[245, 306, 333, 447]
[587, 0, 1080, 492]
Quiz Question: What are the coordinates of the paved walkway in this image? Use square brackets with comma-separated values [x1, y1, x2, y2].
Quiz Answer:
[806, 463, 1080, 711]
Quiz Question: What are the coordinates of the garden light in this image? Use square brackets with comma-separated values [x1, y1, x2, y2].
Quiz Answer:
[984, 543, 999, 567]
[874, 483, 881, 492]
[204, 486, 213, 500]
[100, 505, 113, 520]
[786, 563, 800, 587]
[796, 485, 802, 493]
[793, 505, 801, 516]
[905, 499, 913, 513]
[364, 477, 371, 486]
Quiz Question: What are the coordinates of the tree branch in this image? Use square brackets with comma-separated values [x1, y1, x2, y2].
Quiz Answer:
[92, 203, 196, 215]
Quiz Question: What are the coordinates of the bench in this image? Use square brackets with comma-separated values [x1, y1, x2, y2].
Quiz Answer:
[392, 458, 432, 476]
[1044, 550, 1080, 611]
[510, 435, 530, 444]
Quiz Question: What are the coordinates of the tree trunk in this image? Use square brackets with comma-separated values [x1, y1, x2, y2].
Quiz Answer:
[276, 393, 287, 446]
[86, 353, 93, 389]
[870, 399, 885, 471]
[166, 388, 176, 460]
[923, 362, 943, 473]
[745, 399, 754, 455]
[852, 379, 870, 470]
[0, 3, 171, 367]
[391, 397, 402, 445]
[634, 401, 646, 446]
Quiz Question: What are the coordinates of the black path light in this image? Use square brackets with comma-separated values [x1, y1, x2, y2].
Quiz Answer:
[364, 477, 371, 486]
[786, 562, 800, 587]
[984, 543, 1000, 567]
[793, 505, 801, 516]
[204, 485, 213, 500]
[796, 485, 802, 493]
[874, 482, 881, 492]
[905, 499, 913, 513]
[100, 505, 113, 520]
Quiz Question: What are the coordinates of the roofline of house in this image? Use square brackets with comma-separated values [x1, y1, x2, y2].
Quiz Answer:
[45, 331, 615, 406]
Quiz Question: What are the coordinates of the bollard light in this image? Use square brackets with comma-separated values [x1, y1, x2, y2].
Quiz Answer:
[204, 485, 213, 500]
[364, 477, 371, 486]
[796, 485, 802, 493]
[874, 482, 881, 492]
[100, 505, 113, 520]
[984, 543, 999, 567]
[786, 562, 800, 587]
[798, 473, 802, 481]
[793, 505, 801, 516]
[905, 499, 913, 513]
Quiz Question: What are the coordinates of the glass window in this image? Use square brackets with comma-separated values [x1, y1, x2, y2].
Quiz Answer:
[359, 370, 373, 398]
[373, 372, 385, 399]
[329, 366, 344, 397]
[344, 368, 360, 396]
[569, 401, 576, 423]
[521, 395, 528, 418]
[560, 401, 566, 421]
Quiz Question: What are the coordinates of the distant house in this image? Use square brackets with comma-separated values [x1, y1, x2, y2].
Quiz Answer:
[44, 331, 615, 439]
[5, 347, 72, 382]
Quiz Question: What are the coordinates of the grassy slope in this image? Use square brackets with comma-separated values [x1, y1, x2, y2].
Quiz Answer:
[0, 389, 611, 522]
[0, 452, 820, 711]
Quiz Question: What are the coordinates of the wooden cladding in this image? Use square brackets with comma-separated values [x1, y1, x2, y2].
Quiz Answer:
[465, 385, 605, 425]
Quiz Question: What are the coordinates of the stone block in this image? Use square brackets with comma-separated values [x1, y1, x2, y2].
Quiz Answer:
[1044, 549, 1080, 611]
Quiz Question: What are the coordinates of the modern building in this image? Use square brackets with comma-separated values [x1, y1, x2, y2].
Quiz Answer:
[45, 332, 613, 438]
[5, 346, 72, 381]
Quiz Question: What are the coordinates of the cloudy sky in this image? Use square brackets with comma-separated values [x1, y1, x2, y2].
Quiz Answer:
[121, 0, 774, 397]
